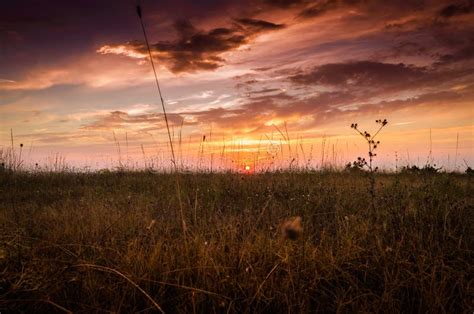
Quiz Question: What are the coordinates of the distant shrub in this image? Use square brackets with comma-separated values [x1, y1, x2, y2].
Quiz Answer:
[400, 164, 442, 174]
[344, 161, 364, 173]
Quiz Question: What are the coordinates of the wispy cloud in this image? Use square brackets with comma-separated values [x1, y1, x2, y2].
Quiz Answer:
[0, 79, 16, 83]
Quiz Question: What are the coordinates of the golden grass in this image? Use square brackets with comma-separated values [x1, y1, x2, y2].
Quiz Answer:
[0, 171, 472, 312]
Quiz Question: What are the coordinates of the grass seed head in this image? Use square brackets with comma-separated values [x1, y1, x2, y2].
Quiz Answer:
[281, 216, 302, 240]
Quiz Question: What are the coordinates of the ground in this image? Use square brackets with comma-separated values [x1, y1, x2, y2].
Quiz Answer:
[0, 171, 472, 312]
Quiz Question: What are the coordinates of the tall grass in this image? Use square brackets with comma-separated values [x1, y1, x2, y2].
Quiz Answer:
[0, 171, 472, 312]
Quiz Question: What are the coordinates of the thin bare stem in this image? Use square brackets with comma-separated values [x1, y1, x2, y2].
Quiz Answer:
[74, 264, 165, 313]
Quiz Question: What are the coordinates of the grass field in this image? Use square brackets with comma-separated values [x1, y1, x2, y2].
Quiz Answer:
[0, 170, 472, 313]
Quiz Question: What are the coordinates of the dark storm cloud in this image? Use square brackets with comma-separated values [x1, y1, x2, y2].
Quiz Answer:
[297, 0, 339, 18]
[284, 60, 474, 109]
[109, 17, 285, 73]
[375, 15, 474, 69]
[253, 0, 356, 19]
[382, 41, 432, 59]
[234, 18, 285, 31]
[247, 88, 282, 95]
[438, 1, 474, 17]
[261, 0, 311, 8]
[290, 61, 427, 87]
[295, 0, 429, 20]
[436, 41, 474, 64]
[235, 79, 259, 89]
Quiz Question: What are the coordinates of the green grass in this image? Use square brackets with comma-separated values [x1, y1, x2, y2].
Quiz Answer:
[0, 171, 472, 312]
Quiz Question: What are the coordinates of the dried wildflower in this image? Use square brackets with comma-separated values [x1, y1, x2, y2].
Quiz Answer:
[281, 216, 302, 240]
[349, 119, 388, 206]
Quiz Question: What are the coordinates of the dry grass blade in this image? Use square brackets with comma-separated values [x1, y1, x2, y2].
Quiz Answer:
[43, 299, 74, 314]
[249, 261, 281, 305]
[138, 277, 231, 300]
[74, 264, 165, 313]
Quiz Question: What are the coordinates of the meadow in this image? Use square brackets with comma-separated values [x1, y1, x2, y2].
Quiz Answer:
[0, 169, 472, 313]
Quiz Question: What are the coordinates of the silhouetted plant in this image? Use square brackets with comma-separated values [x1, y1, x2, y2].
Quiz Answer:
[400, 164, 442, 174]
[350, 119, 388, 206]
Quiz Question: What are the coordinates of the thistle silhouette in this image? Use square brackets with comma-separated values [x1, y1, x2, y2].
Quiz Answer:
[349, 119, 388, 208]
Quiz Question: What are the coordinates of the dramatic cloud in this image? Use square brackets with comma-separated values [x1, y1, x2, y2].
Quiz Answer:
[290, 61, 427, 87]
[297, 0, 339, 18]
[287, 59, 474, 99]
[262, 0, 309, 7]
[436, 41, 474, 65]
[99, 17, 284, 73]
[438, 1, 474, 17]
[235, 18, 284, 31]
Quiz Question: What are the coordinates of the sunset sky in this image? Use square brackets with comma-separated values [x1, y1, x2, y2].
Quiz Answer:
[1, 0, 473, 170]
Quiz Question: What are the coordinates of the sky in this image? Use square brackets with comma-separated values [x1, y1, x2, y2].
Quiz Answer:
[1, 0, 473, 170]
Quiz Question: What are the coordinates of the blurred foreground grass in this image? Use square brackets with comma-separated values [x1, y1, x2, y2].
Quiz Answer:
[0, 171, 472, 312]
